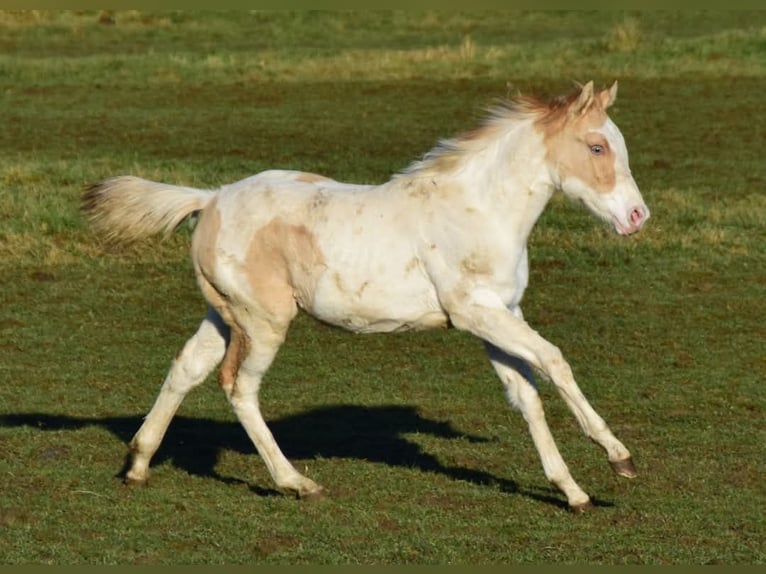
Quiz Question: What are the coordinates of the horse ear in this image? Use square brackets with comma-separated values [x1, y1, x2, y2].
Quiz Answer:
[599, 81, 618, 109]
[569, 80, 594, 117]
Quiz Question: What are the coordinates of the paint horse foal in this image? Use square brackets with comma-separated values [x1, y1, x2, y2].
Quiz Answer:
[84, 81, 649, 512]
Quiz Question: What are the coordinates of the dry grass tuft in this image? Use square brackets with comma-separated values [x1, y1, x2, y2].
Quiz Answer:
[605, 17, 642, 53]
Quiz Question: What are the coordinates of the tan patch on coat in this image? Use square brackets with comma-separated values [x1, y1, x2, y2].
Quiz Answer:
[460, 252, 492, 276]
[295, 172, 332, 184]
[191, 197, 221, 278]
[191, 213, 244, 393]
[218, 325, 250, 394]
[533, 93, 616, 194]
[191, 197, 243, 339]
[245, 218, 326, 315]
[582, 131, 617, 192]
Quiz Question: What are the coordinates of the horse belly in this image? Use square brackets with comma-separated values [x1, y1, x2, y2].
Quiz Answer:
[307, 263, 448, 334]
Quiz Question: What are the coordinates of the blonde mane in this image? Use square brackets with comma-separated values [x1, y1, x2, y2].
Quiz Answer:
[399, 90, 577, 179]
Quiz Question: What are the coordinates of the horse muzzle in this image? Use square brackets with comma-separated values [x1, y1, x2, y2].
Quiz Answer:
[613, 204, 650, 235]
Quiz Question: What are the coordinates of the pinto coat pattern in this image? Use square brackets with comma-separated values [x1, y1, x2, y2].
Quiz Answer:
[83, 81, 649, 511]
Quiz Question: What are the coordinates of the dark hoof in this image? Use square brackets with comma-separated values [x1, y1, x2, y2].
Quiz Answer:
[284, 485, 326, 501]
[610, 457, 638, 478]
[123, 476, 148, 487]
[299, 486, 326, 502]
[569, 500, 594, 514]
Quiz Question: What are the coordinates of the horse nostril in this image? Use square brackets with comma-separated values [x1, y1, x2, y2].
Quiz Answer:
[630, 207, 645, 226]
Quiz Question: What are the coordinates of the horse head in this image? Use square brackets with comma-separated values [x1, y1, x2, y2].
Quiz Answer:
[541, 81, 650, 235]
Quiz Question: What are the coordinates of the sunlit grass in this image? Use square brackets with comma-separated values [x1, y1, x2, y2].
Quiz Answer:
[0, 10, 764, 565]
[1, 11, 764, 85]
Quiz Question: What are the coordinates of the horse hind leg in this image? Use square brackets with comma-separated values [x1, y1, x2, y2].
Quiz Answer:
[221, 307, 325, 500]
[125, 307, 228, 485]
[486, 343, 593, 512]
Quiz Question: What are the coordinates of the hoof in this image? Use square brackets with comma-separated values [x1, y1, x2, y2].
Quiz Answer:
[610, 457, 638, 478]
[569, 500, 594, 514]
[299, 486, 326, 502]
[284, 483, 326, 501]
[123, 475, 148, 487]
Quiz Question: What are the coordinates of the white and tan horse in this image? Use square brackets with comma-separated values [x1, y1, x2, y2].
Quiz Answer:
[84, 81, 649, 511]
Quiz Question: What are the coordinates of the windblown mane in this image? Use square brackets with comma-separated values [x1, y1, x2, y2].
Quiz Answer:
[399, 89, 579, 179]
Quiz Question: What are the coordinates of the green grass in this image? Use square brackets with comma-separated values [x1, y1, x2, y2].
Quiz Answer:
[0, 10, 764, 565]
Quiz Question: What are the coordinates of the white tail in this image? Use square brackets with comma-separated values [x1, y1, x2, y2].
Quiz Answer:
[82, 176, 215, 242]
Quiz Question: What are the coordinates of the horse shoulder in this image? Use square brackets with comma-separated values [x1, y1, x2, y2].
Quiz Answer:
[417, 211, 531, 315]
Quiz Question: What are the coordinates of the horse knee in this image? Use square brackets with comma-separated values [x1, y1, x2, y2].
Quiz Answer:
[537, 346, 573, 381]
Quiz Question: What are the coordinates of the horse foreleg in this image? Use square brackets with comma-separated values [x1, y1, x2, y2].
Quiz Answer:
[504, 306, 637, 479]
[125, 307, 228, 485]
[542, 361, 638, 479]
[445, 291, 635, 509]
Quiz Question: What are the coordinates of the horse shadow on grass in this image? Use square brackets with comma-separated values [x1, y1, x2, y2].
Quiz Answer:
[0, 405, 607, 510]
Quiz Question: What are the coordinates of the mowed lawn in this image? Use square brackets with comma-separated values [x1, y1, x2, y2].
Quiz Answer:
[0, 11, 764, 564]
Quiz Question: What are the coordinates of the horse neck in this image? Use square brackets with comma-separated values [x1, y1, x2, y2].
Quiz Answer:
[449, 118, 556, 241]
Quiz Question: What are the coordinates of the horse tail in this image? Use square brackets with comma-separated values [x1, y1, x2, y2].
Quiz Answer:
[82, 176, 215, 243]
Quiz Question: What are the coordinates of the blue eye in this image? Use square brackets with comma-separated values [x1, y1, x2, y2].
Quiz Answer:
[590, 144, 605, 155]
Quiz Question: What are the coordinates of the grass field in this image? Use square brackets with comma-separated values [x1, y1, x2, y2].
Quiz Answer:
[0, 10, 764, 565]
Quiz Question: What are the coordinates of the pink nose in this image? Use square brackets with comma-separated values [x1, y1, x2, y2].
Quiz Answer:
[629, 206, 648, 230]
